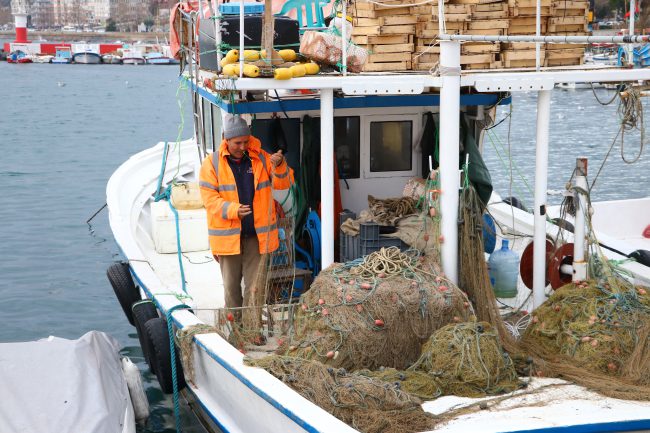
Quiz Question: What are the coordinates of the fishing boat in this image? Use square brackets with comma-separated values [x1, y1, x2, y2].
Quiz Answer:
[107, 2, 650, 433]
[6, 50, 32, 63]
[52, 46, 72, 64]
[32, 54, 54, 63]
[72, 50, 102, 64]
[102, 53, 123, 64]
[121, 48, 146, 65]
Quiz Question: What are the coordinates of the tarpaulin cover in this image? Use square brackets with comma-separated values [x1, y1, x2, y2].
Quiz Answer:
[0, 331, 134, 433]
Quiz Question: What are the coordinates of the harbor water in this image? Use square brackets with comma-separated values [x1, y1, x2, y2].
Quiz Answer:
[0, 60, 648, 432]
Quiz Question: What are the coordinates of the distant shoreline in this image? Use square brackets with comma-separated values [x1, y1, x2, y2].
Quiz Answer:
[0, 30, 167, 44]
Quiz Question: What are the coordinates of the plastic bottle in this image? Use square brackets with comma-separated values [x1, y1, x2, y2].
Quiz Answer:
[328, 13, 353, 41]
[488, 239, 520, 298]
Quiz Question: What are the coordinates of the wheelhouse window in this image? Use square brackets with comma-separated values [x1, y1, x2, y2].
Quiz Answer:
[369, 121, 412, 172]
[201, 99, 213, 151]
[211, 105, 222, 151]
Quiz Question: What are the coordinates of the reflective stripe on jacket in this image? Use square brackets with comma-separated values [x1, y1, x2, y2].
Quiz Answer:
[199, 136, 293, 256]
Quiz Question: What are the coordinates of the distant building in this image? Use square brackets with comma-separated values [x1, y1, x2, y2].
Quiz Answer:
[30, 0, 55, 28]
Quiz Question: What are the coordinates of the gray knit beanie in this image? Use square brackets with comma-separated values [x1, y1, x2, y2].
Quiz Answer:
[223, 115, 250, 139]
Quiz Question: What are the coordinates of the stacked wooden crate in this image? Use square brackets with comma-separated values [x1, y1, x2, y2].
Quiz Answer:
[352, 1, 416, 71]
[351, 0, 588, 72]
[545, 0, 589, 66]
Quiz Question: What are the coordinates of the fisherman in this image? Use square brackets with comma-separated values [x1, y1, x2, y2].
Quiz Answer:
[199, 115, 293, 332]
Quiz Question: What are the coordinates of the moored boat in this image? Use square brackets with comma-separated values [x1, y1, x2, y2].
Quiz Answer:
[102, 53, 123, 64]
[72, 51, 102, 64]
[52, 46, 72, 64]
[107, 3, 650, 433]
[121, 48, 146, 65]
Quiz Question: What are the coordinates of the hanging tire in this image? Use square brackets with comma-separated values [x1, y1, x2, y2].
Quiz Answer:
[107, 262, 140, 326]
[132, 301, 159, 374]
[144, 317, 186, 394]
[551, 218, 574, 233]
[503, 196, 528, 213]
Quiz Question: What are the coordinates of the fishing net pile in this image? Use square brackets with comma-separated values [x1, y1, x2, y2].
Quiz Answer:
[246, 356, 436, 433]
[522, 275, 650, 387]
[277, 246, 473, 371]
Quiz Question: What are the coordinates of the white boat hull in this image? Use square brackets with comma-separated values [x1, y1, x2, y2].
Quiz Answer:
[108, 140, 650, 433]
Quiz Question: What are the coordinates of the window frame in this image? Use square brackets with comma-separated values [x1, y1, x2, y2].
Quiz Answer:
[362, 114, 419, 179]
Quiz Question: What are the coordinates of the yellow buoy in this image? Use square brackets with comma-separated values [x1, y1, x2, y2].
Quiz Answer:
[274, 68, 293, 80]
[242, 64, 260, 78]
[222, 63, 238, 76]
[224, 49, 239, 63]
[220, 56, 236, 67]
[289, 64, 306, 78]
[243, 50, 260, 61]
[278, 49, 297, 62]
[303, 62, 320, 75]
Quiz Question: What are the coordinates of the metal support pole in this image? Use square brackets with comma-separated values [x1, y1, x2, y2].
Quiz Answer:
[239, 0, 244, 77]
[533, 89, 551, 309]
[439, 40, 461, 284]
[535, 0, 541, 70]
[573, 157, 588, 282]
[321, 88, 335, 269]
[628, 0, 636, 63]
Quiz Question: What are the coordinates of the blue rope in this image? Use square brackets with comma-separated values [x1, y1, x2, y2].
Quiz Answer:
[165, 304, 192, 433]
[168, 200, 187, 294]
[154, 142, 170, 201]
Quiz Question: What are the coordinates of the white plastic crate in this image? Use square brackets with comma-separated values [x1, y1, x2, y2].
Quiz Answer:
[151, 200, 209, 254]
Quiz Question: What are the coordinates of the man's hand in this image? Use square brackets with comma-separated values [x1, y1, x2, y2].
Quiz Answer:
[270, 150, 284, 167]
[237, 204, 252, 218]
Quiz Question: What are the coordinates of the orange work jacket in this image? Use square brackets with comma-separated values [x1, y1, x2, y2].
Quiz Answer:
[199, 136, 293, 256]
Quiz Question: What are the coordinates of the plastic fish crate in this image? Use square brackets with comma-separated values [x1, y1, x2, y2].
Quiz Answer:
[339, 210, 357, 263]
[359, 222, 380, 241]
[360, 237, 405, 257]
[219, 3, 264, 15]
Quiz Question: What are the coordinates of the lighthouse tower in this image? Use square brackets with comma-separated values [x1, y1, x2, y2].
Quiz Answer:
[11, 0, 29, 43]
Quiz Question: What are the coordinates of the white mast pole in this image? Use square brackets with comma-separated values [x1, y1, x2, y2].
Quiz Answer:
[321, 88, 335, 269]
[535, 0, 541, 70]
[572, 157, 588, 282]
[342, 0, 347, 76]
[628, 0, 636, 64]
[439, 40, 461, 284]
[533, 89, 551, 309]
[239, 0, 244, 77]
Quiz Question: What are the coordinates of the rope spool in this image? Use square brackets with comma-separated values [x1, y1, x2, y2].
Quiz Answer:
[548, 243, 575, 289]
[519, 239, 555, 290]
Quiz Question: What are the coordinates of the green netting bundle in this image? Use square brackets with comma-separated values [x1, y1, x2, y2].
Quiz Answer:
[411, 321, 521, 397]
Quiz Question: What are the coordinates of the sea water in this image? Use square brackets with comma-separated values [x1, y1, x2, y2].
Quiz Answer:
[0, 60, 649, 433]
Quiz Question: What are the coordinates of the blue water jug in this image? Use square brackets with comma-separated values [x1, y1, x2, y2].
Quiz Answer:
[488, 239, 519, 298]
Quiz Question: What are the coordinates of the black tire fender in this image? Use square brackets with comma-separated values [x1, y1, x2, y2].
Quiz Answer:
[132, 301, 159, 374]
[144, 317, 186, 394]
[107, 262, 140, 326]
[503, 196, 528, 213]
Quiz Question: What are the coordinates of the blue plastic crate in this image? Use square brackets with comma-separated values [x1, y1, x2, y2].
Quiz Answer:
[219, 3, 264, 15]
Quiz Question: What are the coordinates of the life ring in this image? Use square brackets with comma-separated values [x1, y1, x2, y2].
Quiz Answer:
[629, 249, 650, 267]
[132, 301, 159, 374]
[519, 239, 555, 290]
[503, 196, 528, 213]
[107, 262, 140, 326]
[144, 317, 187, 394]
[548, 243, 575, 290]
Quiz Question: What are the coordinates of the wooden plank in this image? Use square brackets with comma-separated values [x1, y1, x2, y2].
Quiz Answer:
[468, 19, 509, 29]
[545, 48, 585, 59]
[545, 56, 584, 66]
[545, 43, 588, 49]
[380, 15, 418, 25]
[363, 61, 411, 71]
[548, 23, 588, 32]
[413, 62, 437, 71]
[352, 35, 412, 45]
[413, 52, 440, 63]
[370, 43, 414, 53]
[508, 24, 547, 33]
[510, 6, 551, 16]
[354, 17, 381, 27]
[510, 16, 548, 25]
[368, 52, 413, 62]
[551, 0, 589, 9]
[462, 42, 500, 54]
[464, 62, 492, 70]
[549, 16, 587, 25]
[373, 6, 413, 15]
[511, 0, 551, 7]
[410, 5, 432, 14]
[472, 9, 509, 18]
[504, 58, 538, 67]
[501, 49, 546, 60]
[463, 28, 505, 35]
[460, 53, 494, 64]
[475, 2, 507, 11]
[380, 24, 416, 34]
